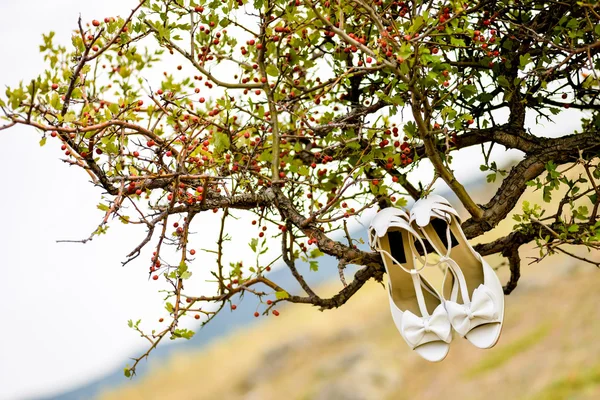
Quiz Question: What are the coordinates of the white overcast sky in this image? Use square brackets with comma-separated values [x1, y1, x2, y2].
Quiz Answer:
[0, 1, 586, 399]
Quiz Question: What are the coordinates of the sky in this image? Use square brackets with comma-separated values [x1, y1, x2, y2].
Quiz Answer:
[0, 1, 586, 399]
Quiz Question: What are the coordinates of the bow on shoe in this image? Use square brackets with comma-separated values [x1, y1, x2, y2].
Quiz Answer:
[445, 285, 499, 337]
[401, 305, 452, 348]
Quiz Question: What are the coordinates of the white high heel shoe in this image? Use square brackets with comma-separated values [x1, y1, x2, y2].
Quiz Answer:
[410, 195, 504, 349]
[369, 207, 452, 362]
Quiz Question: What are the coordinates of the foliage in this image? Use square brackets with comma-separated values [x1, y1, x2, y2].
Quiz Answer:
[1, 0, 599, 375]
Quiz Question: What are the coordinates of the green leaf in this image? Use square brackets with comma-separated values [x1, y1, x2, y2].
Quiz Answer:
[108, 102, 120, 115]
[39, 137, 47, 147]
[497, 76, 510, 88]
[403, 121, 417, 137]
[124, 368, 131, 378]
[459, 85, 477, 98]
[177, 261, 188, 275]
[64, 112, 76, 123]
[568, 224, 579, 233]
[519, 53, 531, 70]
[309, 248, 324, 258]
[249, 238, 258, 252]
[71, 88, 82, 99]
[165, 302, 174, 313]
[181, 271, 192, 280]
[213, 131, 230, 155]
[298, 165, 309, 176]
[265, 64, 278, 77]
[309, 260, 319, 272]
[172, 328, 195, 339]
[395, 197, 408, 207]
[275, 291, 289, 300]
[50, 93, 61, 109]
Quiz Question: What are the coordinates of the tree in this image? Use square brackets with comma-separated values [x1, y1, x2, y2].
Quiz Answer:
[1, 0, 599, 376]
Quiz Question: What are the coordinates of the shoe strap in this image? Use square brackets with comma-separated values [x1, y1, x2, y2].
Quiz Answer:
[418, 214, 453, 261]
[375, 245, 426, 275]
[370, 209, 432, 272]
[375, 238, 440, 316]
[410, 269, 431, 318]
[440, 256, 471, 305]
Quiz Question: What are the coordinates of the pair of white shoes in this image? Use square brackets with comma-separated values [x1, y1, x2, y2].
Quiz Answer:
[369, 195, 504, 362]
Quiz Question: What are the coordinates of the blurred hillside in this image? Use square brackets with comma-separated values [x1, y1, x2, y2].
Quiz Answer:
[99, 251, 600, 400]
[99, 166, 600, 400]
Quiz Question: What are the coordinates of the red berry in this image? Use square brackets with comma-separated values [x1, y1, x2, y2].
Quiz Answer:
[51, 83, 59, 90]
[231, 304, 237, 310]
[273, 310, 280, 316]
[254, 312, 259, 317]
[152, 275, 159, 280]
[194, 314, 200, 320]
[92, 20, 100, 27]
[190, 249, 196, 255]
